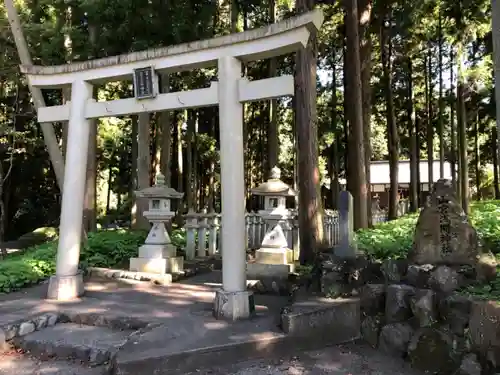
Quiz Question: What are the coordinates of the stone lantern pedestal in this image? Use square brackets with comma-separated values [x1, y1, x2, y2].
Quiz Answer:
[247, 167, 296, 280]
[129, 173, 184, 275]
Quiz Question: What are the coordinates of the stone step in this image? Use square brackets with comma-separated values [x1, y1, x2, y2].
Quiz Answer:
[12, 323, 134, 366]
[112, 299, 360, 375]
[280, 296, 361, 342]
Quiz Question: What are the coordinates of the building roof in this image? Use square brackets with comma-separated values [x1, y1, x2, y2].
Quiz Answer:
[338, 160, 453, 185]
[370, 160, 452, 185]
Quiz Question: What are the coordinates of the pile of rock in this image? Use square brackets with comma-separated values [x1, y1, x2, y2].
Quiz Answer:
[316, 180, 499, 375]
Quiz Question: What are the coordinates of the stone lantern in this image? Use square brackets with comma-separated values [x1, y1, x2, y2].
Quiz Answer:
[248, 167, 296, 278]
[129, 173, 184, 275]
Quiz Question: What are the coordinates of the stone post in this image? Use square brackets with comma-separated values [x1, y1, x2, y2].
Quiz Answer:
[208, 213, 219, 256]
[48, 80, 93, 300]
[292, 214, 300, 261]
[245, 213, 251, 248]
[184, 211, 197, 260]
[197, 211, 208, 257]
[335, 190, 357, 258]
[213, 56, 254, 321]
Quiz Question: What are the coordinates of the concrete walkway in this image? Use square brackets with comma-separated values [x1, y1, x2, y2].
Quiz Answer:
[0, 271, 285, 325]
[0, 273, 423, 375]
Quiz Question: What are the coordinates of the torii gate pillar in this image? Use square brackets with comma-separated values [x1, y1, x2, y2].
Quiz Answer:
[47, 80, 93, 300]
[213, 56, 252, 319]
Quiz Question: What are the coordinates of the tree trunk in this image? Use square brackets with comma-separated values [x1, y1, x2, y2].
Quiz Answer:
[450, 47, 457, 189]
[209, 112, 217, 211]
[295, 0, 325, 263]
[457, 47, 469, 213]
[342, 39, 351, 194]
[61, 87, 70, 159]
[438, 7, 445, 178]
[106, 167, 112, 214]
[359, 0, 372, 225]
[0, 132, 13, 254]
[381, 16, 399, 221]
[159, 75, 172, 186]
[268, 0, 279, 171]
[425, 50, 434, 192]
[474, 112, 481, 200]
[130, 115, 138, 225]
[345, 0, 368, 229]
[493, 127, 500, 199]
[5, 0, 65, 191]
[186, 110, 195, 211]
[492, 0, 500, 189]
[83, 119, 97, 232]
[416, 116, 422, 205]
[177, 114, 184, 194]
[231, 0, 239, 33]
[193, 113, 199, 210]
[82, 15, 98, 233]
[408, 59, 418, 212]
[330, 52, 340, 208]
[134, 113, 151, 229]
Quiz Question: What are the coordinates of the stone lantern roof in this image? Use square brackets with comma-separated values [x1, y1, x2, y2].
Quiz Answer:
[135, 173, 184, 199]
[251, 167, 296, 196]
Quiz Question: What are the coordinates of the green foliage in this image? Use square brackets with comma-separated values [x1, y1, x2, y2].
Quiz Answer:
[0, 242, 57, 293]
[469, 200, 500, 254]
[78, 229, 148, 269]
[461, 278, 500, 301]
[0, 229, 164, 293]
[356, 214, 419, 259]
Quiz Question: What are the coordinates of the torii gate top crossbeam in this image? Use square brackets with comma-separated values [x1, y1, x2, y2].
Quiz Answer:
[20, 10, 323, 88]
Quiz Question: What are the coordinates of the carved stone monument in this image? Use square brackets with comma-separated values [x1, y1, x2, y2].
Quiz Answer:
[334, 190, 357, 258]
[409, 179, 496, 279]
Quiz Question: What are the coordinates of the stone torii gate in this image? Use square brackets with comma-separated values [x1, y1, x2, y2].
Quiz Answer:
[21, 9, 323, 320]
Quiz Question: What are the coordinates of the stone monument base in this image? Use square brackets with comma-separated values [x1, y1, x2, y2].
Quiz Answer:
[47, 272, 85, 301]
[247, 262, 293, 279]
[138, 243, 176, 258]
[333, 244, 358, 259]
[129, 256, 183, 274]
[255, 248, 294, 264]
[213, 289, 255, 321]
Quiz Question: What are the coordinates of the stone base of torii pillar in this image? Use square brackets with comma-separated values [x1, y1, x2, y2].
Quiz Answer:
[47, 272, 85, 301]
